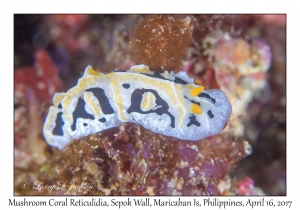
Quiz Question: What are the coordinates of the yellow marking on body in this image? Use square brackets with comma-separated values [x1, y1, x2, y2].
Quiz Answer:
[190, 86, 204, 97]
[190, 103, 203, 114]
[107, 72, 186, 125]
[109, 73, 128, 122]
[43, 107, 58, 143]
[58, 69, 188, 129]
[77, 76, 98, 90]
[141, 92, 156, 111]
[61, 70, 109, 123]
[161, 71, 171, 79]
[128, 65, 152, 74]
[61, 95, 74, 112]
[174, 84, 188, 129]
[83, 92, 102, 118]
[61, 75, 96, 110]
[61, 95, 84, 124]
[85, 65, 101, 76]
[53, 93, 66, 106]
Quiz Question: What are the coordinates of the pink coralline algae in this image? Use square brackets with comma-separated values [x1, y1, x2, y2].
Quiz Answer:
[234, 176, 264, 196]
[14, 50, 62, 163]
[199, 34, 272, 138]
[237, 177, 255, 195]
[14, 50, 63, 104]
[212, 38, 271, 76]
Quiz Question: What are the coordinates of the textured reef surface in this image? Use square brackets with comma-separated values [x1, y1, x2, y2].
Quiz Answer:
[14, 14, 285, 195]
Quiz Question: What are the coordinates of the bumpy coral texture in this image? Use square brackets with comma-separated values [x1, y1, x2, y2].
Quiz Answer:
[16, 124, 249, 195]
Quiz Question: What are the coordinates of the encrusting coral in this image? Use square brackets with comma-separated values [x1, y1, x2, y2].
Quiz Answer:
[16, 123, 250, 195]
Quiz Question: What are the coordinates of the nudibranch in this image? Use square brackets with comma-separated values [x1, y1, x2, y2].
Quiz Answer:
[43, 65, 232, 149]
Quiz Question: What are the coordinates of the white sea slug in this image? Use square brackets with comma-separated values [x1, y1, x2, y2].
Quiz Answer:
[43, 65, 232, 149]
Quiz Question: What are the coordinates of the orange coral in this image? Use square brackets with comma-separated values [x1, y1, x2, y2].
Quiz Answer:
[131, 15, 193, 72]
